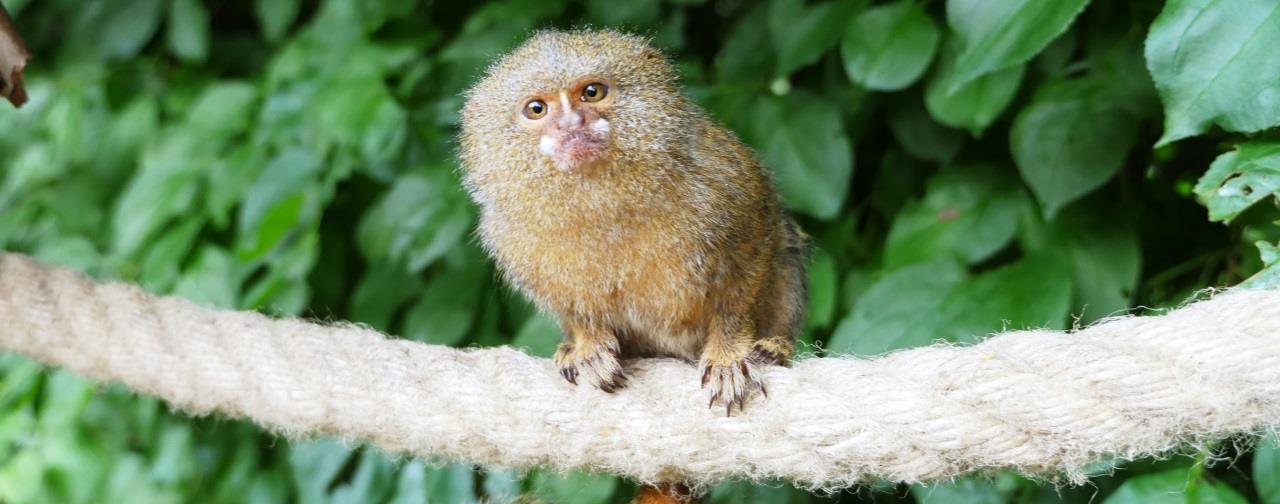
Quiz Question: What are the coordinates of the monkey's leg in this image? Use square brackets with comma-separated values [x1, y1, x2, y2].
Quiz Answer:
[633, 482, 699, 504]
[699, 312, 763, 415]
[553, 319, 626, 392]
[749, 249, 807, 366]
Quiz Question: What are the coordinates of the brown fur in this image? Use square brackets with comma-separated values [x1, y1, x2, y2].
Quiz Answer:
[458, 30, 809, 413]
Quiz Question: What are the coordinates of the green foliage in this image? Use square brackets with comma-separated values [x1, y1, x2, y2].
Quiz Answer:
[0, 0, 1277, 502]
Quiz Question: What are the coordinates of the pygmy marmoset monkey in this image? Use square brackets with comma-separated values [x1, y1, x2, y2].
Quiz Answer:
[459, 30, 810, 413]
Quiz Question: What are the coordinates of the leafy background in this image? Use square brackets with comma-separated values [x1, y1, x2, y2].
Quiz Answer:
[1, 0, 1278, 502]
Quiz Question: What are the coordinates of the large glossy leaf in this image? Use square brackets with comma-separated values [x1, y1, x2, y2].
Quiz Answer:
[355, 170, 474, 273]
[751, 93, 854, 220]
[945, 0, 1090, 90]
[887, 95, 965, 163]
[1011, 77, 1139, 217]
[885, 164, 1028, 270]
[769, 0, 863, 77]
[926, 41, 1026, 136]
[1146, 0, 1280, 146]
[1193, 142, 1280, 223]
[840, 1, 939, 91]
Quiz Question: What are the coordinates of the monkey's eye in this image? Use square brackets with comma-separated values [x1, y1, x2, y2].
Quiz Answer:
[523, 99, 548, 119]
[581, 83, 608, 103]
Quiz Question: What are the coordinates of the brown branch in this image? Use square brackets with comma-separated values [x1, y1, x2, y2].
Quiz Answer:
[0, 2, 31, 107]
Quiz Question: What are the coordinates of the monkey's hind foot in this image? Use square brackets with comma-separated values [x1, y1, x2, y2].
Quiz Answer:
[699, 353, 764, 416]
[748, 336, 794, 366]
[554, 338, 627, 393]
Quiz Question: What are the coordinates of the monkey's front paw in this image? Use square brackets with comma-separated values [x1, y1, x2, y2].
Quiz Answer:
[700, 356, 765, 416]
[554, 339, 627, 393]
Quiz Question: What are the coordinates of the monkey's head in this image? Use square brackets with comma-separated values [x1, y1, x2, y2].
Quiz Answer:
[459, 30, 687, 181]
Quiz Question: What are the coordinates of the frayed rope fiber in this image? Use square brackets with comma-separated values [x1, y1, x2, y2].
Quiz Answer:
[2, 253, 1280, 489]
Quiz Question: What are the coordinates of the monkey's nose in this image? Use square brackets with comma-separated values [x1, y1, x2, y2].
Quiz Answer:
[558, 108, 584, 129]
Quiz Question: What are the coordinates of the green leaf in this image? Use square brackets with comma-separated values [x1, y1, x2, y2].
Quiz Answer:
[945, 0, 1090, 90]
[912, 477, 1005, 504]
[1257, 436, 1280, 504]
[403, 253, 487, 346]
[806, 247, 838, 329]
[97, 0, 165, 59]
[1022, 203, 1140, 323]
[828, 253, 1071, 355]
[531, 470, 618, 504]
[1011, 77, 1139, 217]
[236, 149, 323, 260]
[167, 0, 210, 62]
[172, 246, 239, 309]
[1146, 0, 1280, 146]
[751, 93, 854, 220]
[715, 4, 773, 83]
[356, 171, 474, 272]
[827, 259, 966, 354]
[1243, 241, 1280, 289]
[1193, 142, 1280, 223]
[884, 164, 1027, 270]
[112, 133, 203, 256]
[256, 0, 301, 42]
[1104, 468, 1190, 504]
[289, 439, 354, 504]
[349, 261, 424, 331]
[513, 314, 561, 358]
[840, 1, 940, 91]
[926, 42, 1026, 136]
[887, 95, 965, 163]
[769, 0, 863, 77]
[586, 0, 660, 26]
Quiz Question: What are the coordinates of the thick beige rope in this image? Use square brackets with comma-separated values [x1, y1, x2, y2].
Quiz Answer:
[1, 253, 1279, 489]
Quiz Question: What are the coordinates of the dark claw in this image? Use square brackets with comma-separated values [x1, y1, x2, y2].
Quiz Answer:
[560, 366, 578, 385]
[600, 381, 615, 393]
[701, 366, 711, 387]
[760, 381, 768, 398]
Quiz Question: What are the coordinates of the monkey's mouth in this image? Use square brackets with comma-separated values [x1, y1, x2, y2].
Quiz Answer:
[549, 129, 609, 172]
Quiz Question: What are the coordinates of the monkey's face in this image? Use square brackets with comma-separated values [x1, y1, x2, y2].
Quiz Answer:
[518, 79, 616, 172]
[460, 30, 685, 181]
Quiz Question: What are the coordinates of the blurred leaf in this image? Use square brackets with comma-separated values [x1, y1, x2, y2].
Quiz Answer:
[840, 1, 939, 91]
[111, 133, 202, 256]
[173, 246, 239, 309]
[769, 0, 862, 77]
[885, 164, 1027, 270]
[168, 0, 210, 62]
[403, 252, 488, 346]
[913, 477, 1005, 503]
[356, 171, 474, 272]
[926, 42, 1025, 136]
[532, 470, 618, 504]
[1193, 142, 1280, 223]
[829, 252, 1071, 354]
[1258, 436, 1280, 504]
[513, 314, 561, 358]
[97, 0, 165, 59]
[715, 3, 773, 83]
[587, 0, 660, 26]
[1104, 469, 1189, 504]
[237, 149, 323, 260]
[349, 261, 424, 331]
[1146, 0, 1280, 146]
[1011, 77, 1139, 217]
[828, 259, 965, 354]
[289, 439, 354, 504]
[331, 450, 395, 504]
[1023, 204, 1141, 323]
[806, 247, 838, 329]
[751, 92, 854, 220]
[887, 94, 964, 163]
[256, 0, 301, 42]
[945, 0, 1089, 90]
